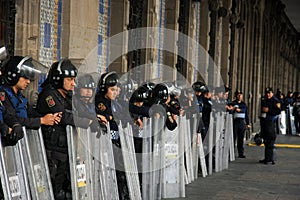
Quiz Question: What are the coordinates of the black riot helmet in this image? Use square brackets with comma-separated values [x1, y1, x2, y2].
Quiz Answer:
[192, 81, 206, 92]
[254, 133, 263, 146]
[3, 56, 44, 86]
[98, 71, 119, 94]
[76, 74, 95, 89]
[130, 86, 150, 103]
[152, 83, 168, 104]
[48, 58, 78, 89]
[75, 73, 95, 98]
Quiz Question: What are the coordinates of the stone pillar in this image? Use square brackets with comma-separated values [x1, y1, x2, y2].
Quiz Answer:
[15, 0, 40, 58]
[109, 0, 130, 73]
[199, 0, 210, 83]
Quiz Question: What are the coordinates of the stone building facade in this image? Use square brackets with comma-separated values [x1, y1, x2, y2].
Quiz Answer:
[0, 0, 299, 130]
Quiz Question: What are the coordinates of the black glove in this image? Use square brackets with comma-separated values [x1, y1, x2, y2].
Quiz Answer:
[0, 122, 9, 137]
[10, 124, 24, 143]
[90, 119, 100, 133]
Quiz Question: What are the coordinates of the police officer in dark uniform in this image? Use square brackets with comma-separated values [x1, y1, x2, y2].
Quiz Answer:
[232, 90, 250, 158]
[200, 85, 212, 141]
[94, 71, 129, 200]
[37, 58, 78, 199]
[150, 83, 177, 131]
[0, 56, 60, 146]
[73, 73, 100, 132]
[259, 87, 281, 165]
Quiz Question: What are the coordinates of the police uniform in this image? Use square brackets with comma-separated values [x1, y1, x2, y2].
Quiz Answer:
[260, 87, 281, 164]
[95, 72, 129, 200]
[232, 91, 250, 158]
[37, 59, 78, 199]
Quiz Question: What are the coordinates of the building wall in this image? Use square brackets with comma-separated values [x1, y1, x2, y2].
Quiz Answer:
[8, 0, 300, 130]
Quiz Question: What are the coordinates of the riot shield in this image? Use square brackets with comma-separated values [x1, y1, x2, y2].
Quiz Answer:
[118, 123, 141, 200]
[161, 116, 185, 198]
[94, 124, 119, 200]
[66, 126, 94, 200]
[0, 137, 30, 199]
[20, 127, 54, 200]
[288, 105, 297, 135]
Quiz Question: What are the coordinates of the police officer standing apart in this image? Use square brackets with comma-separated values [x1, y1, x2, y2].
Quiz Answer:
[232, 90, 250, 158]
[37, 59, 78, 199]
[259, 87, 281, 165]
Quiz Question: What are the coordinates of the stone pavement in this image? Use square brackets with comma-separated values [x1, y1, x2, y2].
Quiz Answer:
[167, 134, 300, 200]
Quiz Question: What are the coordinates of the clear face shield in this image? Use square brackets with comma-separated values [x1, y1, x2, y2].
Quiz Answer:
[17, 56, 48, 81]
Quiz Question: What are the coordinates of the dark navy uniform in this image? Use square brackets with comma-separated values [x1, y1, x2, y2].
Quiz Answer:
[95, 71, 129, 200]
[260, 87, 281, 164]
[232, 92, 250, 158]
[37, 59, 78, 199]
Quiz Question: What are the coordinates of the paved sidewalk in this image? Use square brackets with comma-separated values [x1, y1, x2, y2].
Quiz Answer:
[167, 134, 300, 200]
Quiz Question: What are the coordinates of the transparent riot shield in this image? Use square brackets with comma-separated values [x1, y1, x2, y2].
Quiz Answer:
[119, 123, 141, 200]
[161, 116, 185, 198]
[20, 127, 54, 200]
[66, 126, 94, 200]
[214, 112, 225, 172]
[142, 117, 153, 200]
[288, 105, 297, 135]
[0, 138, 30, 199]
[93, 124, 119, 200]
[191, 114, 199, 180]
[278, 111, 287, 135]
[183, 116, 193, 183]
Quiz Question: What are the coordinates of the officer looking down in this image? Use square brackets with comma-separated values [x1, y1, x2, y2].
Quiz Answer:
[0, 56, 61, 146]
[37, 58, 78, 199]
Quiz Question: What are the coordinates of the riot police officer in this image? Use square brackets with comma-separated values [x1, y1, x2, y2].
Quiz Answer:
[259, 87, 281, 165]
[150, 83, 177, 131]
[73, 73, 100, 132]
[94, 71, 129, 200]
[232, 90, 250, 158]
[37, 58, 78, 199]
[200, 85, 212, 141]
[0, 56, 59, 146]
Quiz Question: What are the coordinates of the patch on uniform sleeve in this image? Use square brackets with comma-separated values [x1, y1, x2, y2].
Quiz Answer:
[46, 95, 56, 107]
[0, 92, 5, 101]
[98, 103, 106, 111]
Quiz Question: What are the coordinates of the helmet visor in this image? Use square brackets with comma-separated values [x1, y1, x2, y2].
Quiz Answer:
[18, 56, 47, 80]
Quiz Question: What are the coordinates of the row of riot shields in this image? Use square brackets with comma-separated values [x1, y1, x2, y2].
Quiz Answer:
[0, 128, 54, 200]
[0, 112, 235, 200]
[65, 112, 234, 200]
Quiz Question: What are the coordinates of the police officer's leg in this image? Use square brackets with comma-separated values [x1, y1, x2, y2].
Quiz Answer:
[237, 122, 246, 157]
[112, 140, 130, 200]
[47, 151, 70, 200]
[233, 121, 238, 152]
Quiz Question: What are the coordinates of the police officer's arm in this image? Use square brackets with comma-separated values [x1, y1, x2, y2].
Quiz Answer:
[1, 95, 41, 129]
[268, 99, 281, 116]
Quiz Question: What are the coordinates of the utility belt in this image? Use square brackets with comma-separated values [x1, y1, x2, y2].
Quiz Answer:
[42, 126, 68, 152]
[233, 113, 245, 119]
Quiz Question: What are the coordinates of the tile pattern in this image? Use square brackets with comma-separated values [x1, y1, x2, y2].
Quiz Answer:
[39, 0, 62, 67]
[97, 0, 111, 74]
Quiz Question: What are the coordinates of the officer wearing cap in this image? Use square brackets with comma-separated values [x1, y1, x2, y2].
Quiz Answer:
[259, 87, 281, 165]
[36, 58, 78, 199]
[0, 56, 60, 146]
[232, 90, 250, 158]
